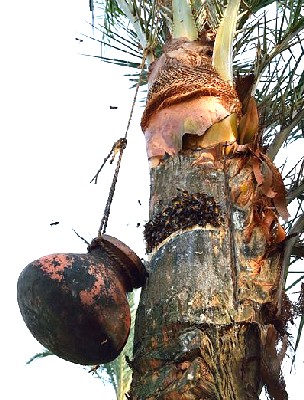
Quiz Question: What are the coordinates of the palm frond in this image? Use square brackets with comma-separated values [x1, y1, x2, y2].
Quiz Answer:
[81, 33, 141, 58]
[290, 283, 304, 365]
[232, 1, 304, 160]
[286, 275, 304, 292]
[26, 349, 53, 365]
[284, 155, 304, 202]
[81, 52, 142, 69]
[192, 0, 224, 31]
[292, 313, 304, 364]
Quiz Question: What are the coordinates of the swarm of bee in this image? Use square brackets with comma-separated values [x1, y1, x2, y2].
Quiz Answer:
[144, 190, 223, 253]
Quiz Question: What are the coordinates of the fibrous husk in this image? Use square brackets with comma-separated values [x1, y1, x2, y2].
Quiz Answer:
[141, 37, 241, 164]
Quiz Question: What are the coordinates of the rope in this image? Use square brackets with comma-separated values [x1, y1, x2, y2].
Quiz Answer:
[98, 138, 126, 235]
[97, 50, 148, 236]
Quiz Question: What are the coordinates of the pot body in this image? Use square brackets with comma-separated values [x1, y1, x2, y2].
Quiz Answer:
[17, 248, 131, 365]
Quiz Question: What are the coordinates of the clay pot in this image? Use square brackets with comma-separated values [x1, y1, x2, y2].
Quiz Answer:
[17, 235, 146, 365]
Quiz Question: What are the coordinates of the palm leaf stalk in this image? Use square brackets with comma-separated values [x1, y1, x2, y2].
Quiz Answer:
[172, 0, 198, 40]
[87, 1, 304, 399]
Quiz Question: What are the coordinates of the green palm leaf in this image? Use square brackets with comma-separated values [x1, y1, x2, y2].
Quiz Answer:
[26, 349, 53, 365]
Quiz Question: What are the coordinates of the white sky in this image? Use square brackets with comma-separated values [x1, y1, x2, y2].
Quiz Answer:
[1, 1, 148, 399]
[0, 1, 303, 399]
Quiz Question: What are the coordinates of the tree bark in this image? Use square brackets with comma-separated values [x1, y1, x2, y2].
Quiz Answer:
[130, 153, 287, 399]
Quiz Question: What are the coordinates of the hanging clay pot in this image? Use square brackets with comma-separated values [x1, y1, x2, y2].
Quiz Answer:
[17, 234, 147, 365]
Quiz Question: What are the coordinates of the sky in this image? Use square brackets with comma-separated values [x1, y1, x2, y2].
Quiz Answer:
[0, 1, 303, 399]
[1, 1, 148, 399]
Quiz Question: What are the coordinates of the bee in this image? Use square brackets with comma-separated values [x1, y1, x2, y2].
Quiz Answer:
[50, 221, 59, 226]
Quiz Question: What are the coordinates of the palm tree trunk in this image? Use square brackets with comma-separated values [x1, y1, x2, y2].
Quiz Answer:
[130, 154, 286, 399]
[129, 36, 288, 400]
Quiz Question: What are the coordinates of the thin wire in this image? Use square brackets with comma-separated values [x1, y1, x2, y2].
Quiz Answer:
[90, 140, 120, 184]
[97, 50, 148, 236]
[98, 139, 126, 235]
